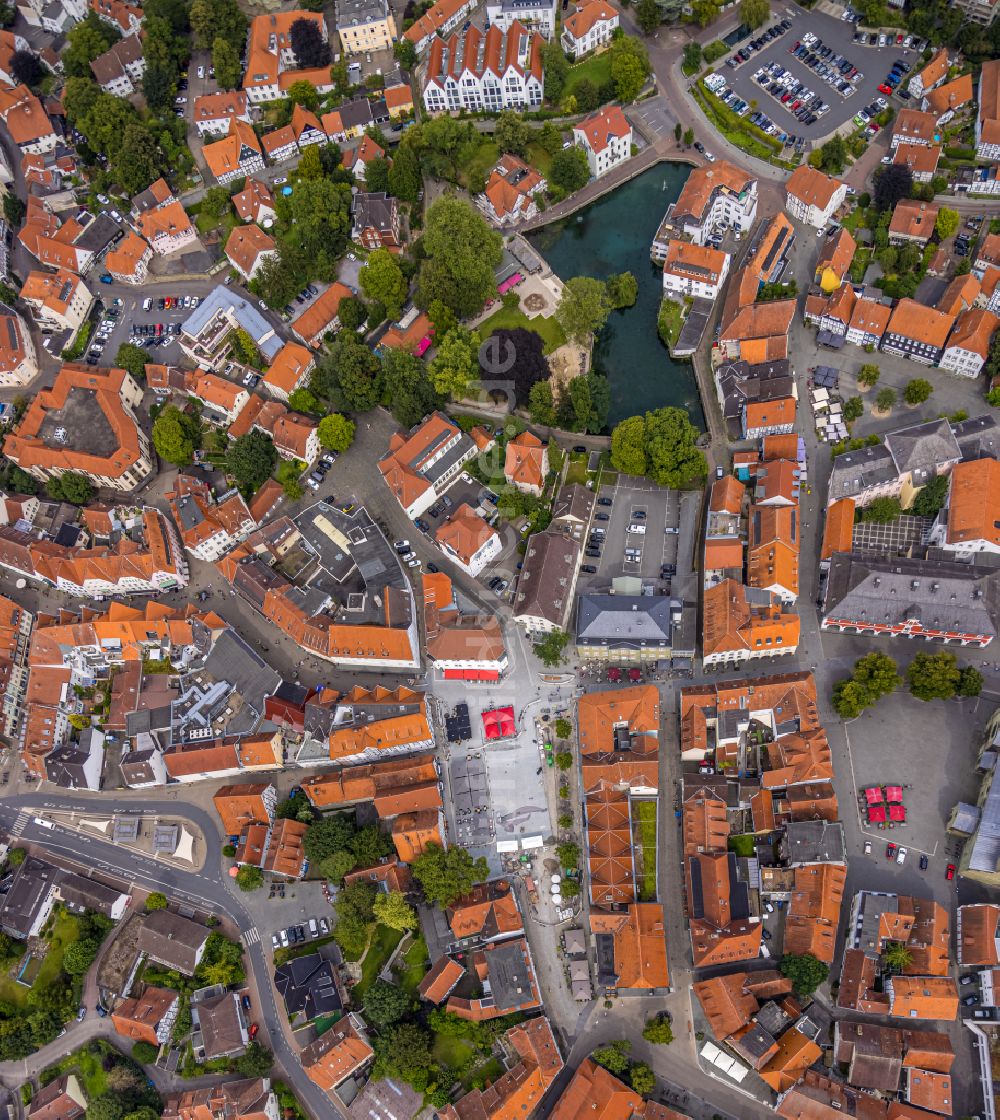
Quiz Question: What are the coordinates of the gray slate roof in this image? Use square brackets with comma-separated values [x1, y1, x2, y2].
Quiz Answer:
[576, 594, 672, 649]
[824, 553, 1000, 640]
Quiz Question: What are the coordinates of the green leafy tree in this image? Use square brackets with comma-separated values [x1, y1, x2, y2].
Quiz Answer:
[235, 865, 264, 892]
[573, 78, 600, 112]
[857, 363, 880, 388]
[610, 414, 647, 476]
[64, 12, 119, 78]
[360, 248, 408, 320]
[47, 472, 93, 505]
[903, 378, 933, 405]
[373, 891, 418, 931]
[387, 140, 423, 203]
[642, 1016, 674, 1045]
[883, 941, 912, 971]
[911, 474, 949, 518]
[592, 1040, 631, 1075]
[740, 0, 769, 27]
[86, 1098, 125, 1120]
[348, 824, 392, 866]
[528, 380, 556, 426]
[287, 388, 320, 414]
[540, 40, 569, 103]
[959, 666, 984, 697]
[907, 650, 962, 701]
[609, 36, 650, 102]
[629, 1063, 656, 1096]
[363, 981, 411, 1026]
[145, 892, 168, 911]
[286, 78, 320, 110]
[372, 1022, 434, 1086]
[222, 844, 236, 858]
[549, 145, 590, 193]
[606, 272, 638, 309]
[629, 408, 706, 487]
[250, 249, 306, 311]
[131, 1041, 159, 1065]
[189, 0, 246, 50]
[7, 848, 25, 868]
[875, 388, 896, 412]
[417, 198, 502, 317]
[555, 717, 573, 739]
[393, 38, 417, 69]
[935, 207, 960, 239]
[340, 296, 368, 333]
[494, 110, 530, 155]
[316, 333, 382, 412]
[153, 405, 200, 465]
[317, 413, 356, 452]
[682, 41, 702, 72]
[683, 127, 694, 147]
[412, 843, 489, 908]
[227, 430, 277, 496]
[558, 811, 573, 828]
[212, 36, 241, 90]
[557, 841, 579, 868]
[555, 751, 573, 770]
[380, 350, 440, 429]
[843, 396, 864, 423]
[234, 1042, 273, 1078]
[62, 939, 100, 976]
[636, 0, 661, 32]
[816, 134, 847, 175]
[429, 327, 479, 399]
[319, 850, 357, 881]
[780, 952, 829, 996]
[304, 815, 356, 861]
[115, 343, 149, 382]
[860, 496, 902, 523]
[534, 628, 570, 666]
[691, 0, 719, 25]
[11, 49, 45, 87]
[832, 650, 900, 718]
[555, 277, 610, 344]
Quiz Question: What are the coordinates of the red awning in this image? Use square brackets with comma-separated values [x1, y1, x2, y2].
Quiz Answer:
[607, 668, 622, 682]
[889, 804, 906, 822]
[627, 668, 642, 681]
[867, 805, 887, 824]
[482, 705, 516, 740]
[443, 669, 500, 681]
[865, 787, 883, 805]
[885, 786, 903, 803]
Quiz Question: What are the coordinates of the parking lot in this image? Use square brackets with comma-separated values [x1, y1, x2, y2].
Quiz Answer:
[577, 477, 679, 589]
[715, 5, 914, 139]
[83, 287, 204, 368]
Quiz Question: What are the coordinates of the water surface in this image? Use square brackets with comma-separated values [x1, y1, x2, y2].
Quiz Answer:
[528, 162, 705, 431]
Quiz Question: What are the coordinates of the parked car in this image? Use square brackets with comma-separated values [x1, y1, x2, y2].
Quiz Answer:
[581, 565, 597, 574]
[886, 843, 897, 860]
[961, 974, 978, 986]
[946, 863, 956, 880]
[896, 846, 907, 864]
[919, 854, 928, 870]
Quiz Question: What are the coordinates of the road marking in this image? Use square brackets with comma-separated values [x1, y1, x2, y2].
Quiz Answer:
[10, 810, 28, 839]
[241, 927, 261, 947]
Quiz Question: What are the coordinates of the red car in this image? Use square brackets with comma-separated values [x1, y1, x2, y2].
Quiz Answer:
[886, 843, 897, 860]
[879, 84, 892, 95]
[896, 33, 904, 43]
[248, 1023, 259, 1040]
[946, 864, 956, 880]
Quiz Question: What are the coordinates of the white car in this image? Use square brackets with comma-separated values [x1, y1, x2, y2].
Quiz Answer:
[273, 176, 288, 185]
[896, 846, 907, 865]
[197, 65, 205, 78]
[864, 840, 872, 855]
[704, 151, 716, 162]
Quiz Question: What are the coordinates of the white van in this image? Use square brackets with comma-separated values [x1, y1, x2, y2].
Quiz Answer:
[143, 297, 152, 311]
[34, 818, 54, 829]
[308, 918, 318, 938]
[627, 524, 646, 535]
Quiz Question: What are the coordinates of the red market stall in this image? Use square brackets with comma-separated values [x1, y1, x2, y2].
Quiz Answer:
[482, 706, 516, 741]
[867, 804, 887, 825]
[889, 804, 907, 822]
[865, 787, 884, 805]
[885, 786, 903, 803]
[607, 667, 622, 682]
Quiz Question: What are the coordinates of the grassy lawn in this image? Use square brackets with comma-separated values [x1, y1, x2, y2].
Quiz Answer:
[42, 1041, 117, 1098]
[479, 304, 567, 354]
[692, 80, 793, 168]
[354, 924, 404, 1000]
[458, 139, 499, 190]
[0, 909, 80, 1008]
[564, 455, 589, 486]
[564, 51, 613, 101]
[527, 141, 553, 179]
[632, 800, 658, 902]
[464, 1057, 505, 1090]
[432, 1033, 478, 1072]
[657, 297, 684, 348]
[728, 834, 756, 857]
[394, 935, 429, 997]
[849, 247, 873, 284]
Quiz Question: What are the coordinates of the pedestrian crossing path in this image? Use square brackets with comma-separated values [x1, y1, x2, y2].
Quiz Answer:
[241, 927, 261, 948]
[10, 811, 28, 840]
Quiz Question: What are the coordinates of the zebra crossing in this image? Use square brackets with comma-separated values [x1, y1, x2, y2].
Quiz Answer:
[241, 927, 261, 948]
[9, 811, 28, 841]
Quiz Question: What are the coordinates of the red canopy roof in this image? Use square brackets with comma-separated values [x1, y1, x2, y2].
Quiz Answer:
[867, 805, 887, 824]
[607, 667, 622, 682]
[865, 787, 884, 805]
[889, 804, 906, 822]
[885, 786, 903, 803]
[482, 705, 516, 740]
